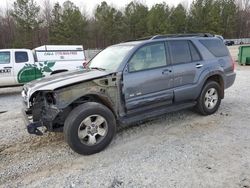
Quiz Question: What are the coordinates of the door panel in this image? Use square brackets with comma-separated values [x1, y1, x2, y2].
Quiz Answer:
[0, 51, 15, 86]
[123, 42, 174, 111]
[171, 60, 206, 101]
[13, 51, 36, 84]
[168, 40, 206, 102]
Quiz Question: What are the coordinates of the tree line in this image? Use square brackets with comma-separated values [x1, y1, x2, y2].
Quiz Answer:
[0, 0, 250, 49]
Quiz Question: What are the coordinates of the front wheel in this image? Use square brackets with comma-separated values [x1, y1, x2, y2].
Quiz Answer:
[196, 81, 222, 115]
[64, 102, 116, 155]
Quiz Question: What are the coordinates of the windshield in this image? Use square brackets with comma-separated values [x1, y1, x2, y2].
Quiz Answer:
[88, 45, 134, 71]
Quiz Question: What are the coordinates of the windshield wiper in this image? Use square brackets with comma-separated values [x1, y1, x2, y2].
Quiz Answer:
[90, 67, 106, 71]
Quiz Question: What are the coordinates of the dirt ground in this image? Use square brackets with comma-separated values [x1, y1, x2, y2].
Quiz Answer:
[0, 46, 250, 188]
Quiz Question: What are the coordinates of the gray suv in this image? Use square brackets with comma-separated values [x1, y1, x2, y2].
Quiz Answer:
[22, 34, 236, 155]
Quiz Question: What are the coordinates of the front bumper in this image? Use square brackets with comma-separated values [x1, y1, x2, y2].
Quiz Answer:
[22, 108, 44, 136]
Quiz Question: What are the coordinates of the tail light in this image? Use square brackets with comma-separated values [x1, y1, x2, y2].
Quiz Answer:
[45, 92, 56, 104]
[230, 56, 236, 72]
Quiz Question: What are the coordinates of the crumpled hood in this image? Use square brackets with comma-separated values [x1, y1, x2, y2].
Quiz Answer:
[24, 69, 111, 99]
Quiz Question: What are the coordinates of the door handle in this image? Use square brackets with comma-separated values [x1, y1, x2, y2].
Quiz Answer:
[3, 67, 12, 69]
[195, 64, 203, 68]
[162, 69, 172, 74]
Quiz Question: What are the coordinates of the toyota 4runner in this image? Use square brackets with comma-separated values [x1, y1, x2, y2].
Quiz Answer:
[22, 34, 236, 155]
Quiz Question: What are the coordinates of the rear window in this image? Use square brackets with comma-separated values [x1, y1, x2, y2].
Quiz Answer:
[200, 39, 228, 57]
[0, 52, 10, 64]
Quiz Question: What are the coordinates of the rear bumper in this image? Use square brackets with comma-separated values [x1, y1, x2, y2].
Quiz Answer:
[225, 72, 236, 89]
[22, 108, 44, 135]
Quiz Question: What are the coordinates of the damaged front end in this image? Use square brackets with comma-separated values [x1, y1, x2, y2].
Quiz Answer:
[22, 90, 61, 135]
[21, 69, 120, 137]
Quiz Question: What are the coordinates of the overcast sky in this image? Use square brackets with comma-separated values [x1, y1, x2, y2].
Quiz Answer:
[1, 0, 191, 16]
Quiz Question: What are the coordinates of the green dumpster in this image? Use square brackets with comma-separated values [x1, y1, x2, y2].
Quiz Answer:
[238, 46, 250, 65]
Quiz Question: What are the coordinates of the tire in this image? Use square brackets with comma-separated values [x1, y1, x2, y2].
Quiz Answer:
[64, 102, 116, 155]
[196, 81, 222, 115]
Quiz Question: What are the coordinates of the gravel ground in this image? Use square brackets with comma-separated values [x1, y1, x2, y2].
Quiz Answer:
[0, 46, 250, 187]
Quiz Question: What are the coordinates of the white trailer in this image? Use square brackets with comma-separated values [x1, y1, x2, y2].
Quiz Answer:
[0, 45, 86, 87]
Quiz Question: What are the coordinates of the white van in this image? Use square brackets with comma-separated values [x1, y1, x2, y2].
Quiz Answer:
[0, 45, 86, 87]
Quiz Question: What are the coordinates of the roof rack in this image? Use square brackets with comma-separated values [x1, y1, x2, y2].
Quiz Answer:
[149, 33, 214, 40]
[145, 33, 214, 40]
[124, 33, 214, 43]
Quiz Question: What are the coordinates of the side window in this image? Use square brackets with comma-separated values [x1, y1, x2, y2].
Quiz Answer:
[15, 52, 28, 63]
[189, 42, 201, 61]
[128, 43, 167, 72]
[0, 52, 10, 64]
[199, 39, 229, 57]
[169, 40, 191, 64]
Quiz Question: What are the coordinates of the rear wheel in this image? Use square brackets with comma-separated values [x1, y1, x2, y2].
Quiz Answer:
[64, 102, 116, 155]
[196, 81, 222, 115]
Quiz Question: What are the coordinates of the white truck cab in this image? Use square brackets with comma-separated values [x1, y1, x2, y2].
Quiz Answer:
[0, 45, 85, 87]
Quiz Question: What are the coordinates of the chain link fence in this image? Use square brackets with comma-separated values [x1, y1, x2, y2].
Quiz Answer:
[84, 49, 102, 61]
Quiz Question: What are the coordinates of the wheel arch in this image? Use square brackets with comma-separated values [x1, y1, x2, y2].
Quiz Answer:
[69, 93, 117, 117]
[203, 74, 225, 99]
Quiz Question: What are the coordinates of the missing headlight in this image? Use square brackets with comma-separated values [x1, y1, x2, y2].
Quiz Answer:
[45, 92, 56, 104]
